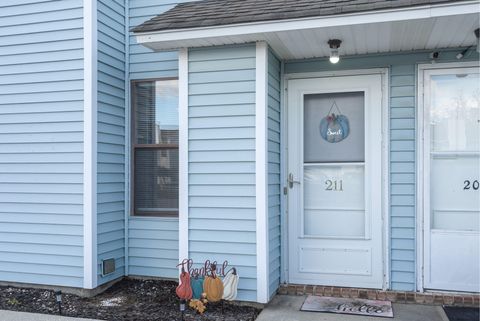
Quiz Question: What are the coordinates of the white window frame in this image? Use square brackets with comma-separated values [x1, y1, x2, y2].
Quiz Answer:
[130, 78, 180, 218]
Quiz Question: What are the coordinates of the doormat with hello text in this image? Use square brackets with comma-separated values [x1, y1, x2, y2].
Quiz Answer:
[301, 295, 393, 318]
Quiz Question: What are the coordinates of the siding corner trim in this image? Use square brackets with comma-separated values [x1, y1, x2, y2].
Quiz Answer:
[83, 0, 98, 289]
[256, 42, 270, 304]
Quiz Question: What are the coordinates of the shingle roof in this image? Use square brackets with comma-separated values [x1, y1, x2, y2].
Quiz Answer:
[132, 0, 463, 33]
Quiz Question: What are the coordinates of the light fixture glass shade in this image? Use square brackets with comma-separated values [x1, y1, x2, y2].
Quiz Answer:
[329, 49, 340, 64]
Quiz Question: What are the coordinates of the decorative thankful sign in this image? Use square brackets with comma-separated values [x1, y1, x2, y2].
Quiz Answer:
[175, 258, 240, 315]
[177, 258, 229, 278]
[319, 101, 350, 143]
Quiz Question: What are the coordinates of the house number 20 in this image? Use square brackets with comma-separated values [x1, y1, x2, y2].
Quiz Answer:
[325, 179, 343, 191]
[464, 180, 479, 190]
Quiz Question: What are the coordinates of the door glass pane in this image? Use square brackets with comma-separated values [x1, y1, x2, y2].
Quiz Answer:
[303, 92, 366, 237]
[304, 92, 364, 163]
[430, 72, 480, 231]
[304, 165, 365, 237]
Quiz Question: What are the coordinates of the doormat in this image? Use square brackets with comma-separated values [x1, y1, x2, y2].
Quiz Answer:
[301, 295, 393, 318]
[443, 306, 479, 321]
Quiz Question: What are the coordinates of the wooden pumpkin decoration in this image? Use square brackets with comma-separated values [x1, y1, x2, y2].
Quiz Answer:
[191, 275, 204, 300]
[176, 267, 193, 300]
[203, 263, 223, 302]
[222, 268, 239, 301]
[320, 113, 350, 143]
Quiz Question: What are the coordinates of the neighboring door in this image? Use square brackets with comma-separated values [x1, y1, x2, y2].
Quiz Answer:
[422, 66, 480, 292]
[287, 74, 384, 289]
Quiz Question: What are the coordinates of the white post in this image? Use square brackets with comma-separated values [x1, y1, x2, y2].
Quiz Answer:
[178, 48, 189, 263]
[256, 41, 270, 303]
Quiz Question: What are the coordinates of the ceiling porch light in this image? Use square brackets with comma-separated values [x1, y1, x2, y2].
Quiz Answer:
[328, 39, 342, 64]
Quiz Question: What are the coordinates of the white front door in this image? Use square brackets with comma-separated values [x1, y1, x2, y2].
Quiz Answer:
[421, 66, 480, 292]
[287, 74, 384, 289]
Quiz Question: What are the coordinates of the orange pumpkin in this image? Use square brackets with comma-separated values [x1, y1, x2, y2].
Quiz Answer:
[176, 268, 193, 300]
[203, 263, 223, 302]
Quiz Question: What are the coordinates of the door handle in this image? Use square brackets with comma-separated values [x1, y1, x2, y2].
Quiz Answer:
[288, 173, 301, 188]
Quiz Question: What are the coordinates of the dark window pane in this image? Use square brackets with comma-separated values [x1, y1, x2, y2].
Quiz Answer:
[134, 149, 179, 215]
[134, 80, 179, 145]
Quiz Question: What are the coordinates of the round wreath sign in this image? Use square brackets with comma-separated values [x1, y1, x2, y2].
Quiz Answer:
[319, 101, 350, 143]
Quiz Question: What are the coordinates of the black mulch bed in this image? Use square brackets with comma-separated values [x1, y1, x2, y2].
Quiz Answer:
[0, 278, 261, 321]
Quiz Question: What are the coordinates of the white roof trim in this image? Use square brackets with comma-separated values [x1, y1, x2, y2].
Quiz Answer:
[136, 0, 478, 49]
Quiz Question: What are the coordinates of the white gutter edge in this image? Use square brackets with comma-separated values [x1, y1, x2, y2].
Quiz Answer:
[135, 1, 478, 45]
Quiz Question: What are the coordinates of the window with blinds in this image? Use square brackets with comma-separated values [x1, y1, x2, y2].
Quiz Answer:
[131, 79, 179, 216]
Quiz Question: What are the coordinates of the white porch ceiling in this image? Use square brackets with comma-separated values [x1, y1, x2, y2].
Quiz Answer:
[137, 5, 479, 60]
[137, 1, 480, 60]
[263, 14, 479, 59]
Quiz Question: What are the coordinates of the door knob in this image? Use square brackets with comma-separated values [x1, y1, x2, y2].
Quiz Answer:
[288, 173, 301, 188]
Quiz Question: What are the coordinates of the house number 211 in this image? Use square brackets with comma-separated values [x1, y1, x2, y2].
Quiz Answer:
[325, 179, 343, 191]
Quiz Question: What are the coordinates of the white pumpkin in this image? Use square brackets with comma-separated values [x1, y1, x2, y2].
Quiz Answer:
[222, 268, 239, 301]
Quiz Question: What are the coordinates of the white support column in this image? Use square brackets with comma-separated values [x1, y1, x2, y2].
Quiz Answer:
[123, 0, 130, 277]
[255, 41, 269, 303]
[178, 48, 189, 263]
[83, 0, 98, 289]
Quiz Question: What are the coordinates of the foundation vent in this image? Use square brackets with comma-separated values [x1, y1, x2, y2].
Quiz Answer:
[102, 258, 116, 276]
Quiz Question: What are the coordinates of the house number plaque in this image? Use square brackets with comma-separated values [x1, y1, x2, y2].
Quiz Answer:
[325, 179, 343, 191]
[464, 180, 480, 190]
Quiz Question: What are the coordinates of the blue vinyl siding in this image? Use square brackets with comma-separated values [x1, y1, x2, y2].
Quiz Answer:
[128, 0, 189, 80]
[0, 0, 84, 287]
[389, 64, 416, 291]
[284, 49, 479, 292]
[267, 49, 281, 298]
[188, 45, 257, 302]
[97, 0, 126, 285]
[128, 218, 179, 278]
[127, 0, 184, 279]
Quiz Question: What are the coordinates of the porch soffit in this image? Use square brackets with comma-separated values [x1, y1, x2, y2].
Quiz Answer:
[134, 1, 479, 60]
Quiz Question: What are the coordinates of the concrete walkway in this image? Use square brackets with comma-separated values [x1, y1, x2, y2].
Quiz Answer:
[256, 296, 450, 321]
[0, 310, 102, 321]
[1, 297, 451, 321]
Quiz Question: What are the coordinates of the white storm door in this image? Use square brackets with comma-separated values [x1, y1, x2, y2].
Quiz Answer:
[287, 74, 384, 289]
[422, 67, 480, 292]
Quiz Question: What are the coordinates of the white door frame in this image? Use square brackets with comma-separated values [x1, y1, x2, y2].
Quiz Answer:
[282, 68, 390, 289]
[416, 61, 480, 292]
